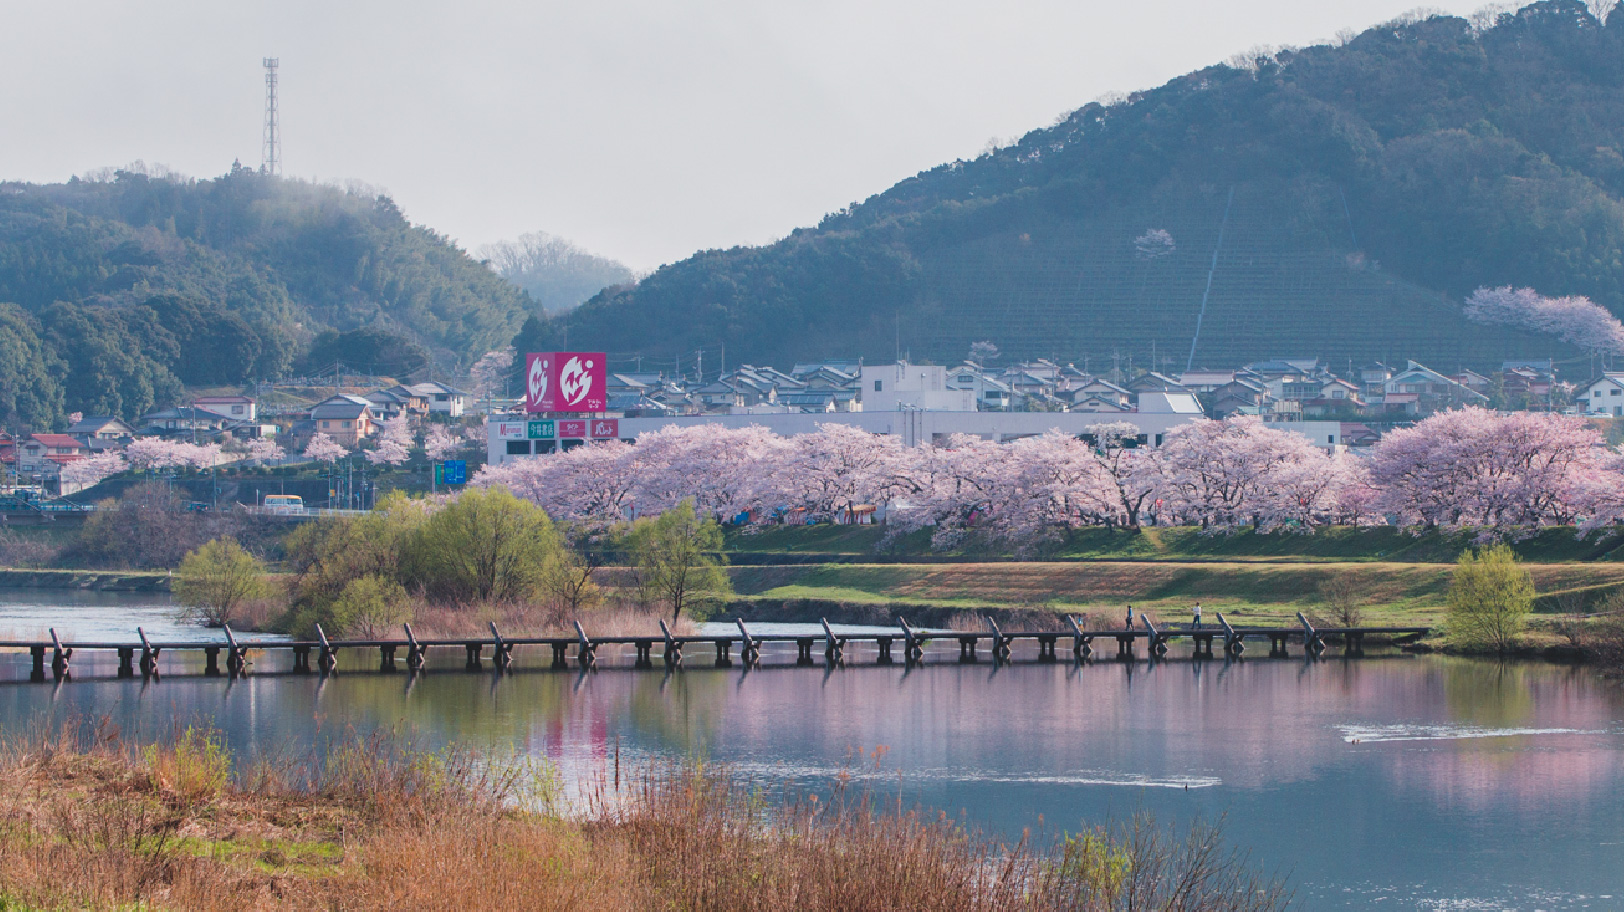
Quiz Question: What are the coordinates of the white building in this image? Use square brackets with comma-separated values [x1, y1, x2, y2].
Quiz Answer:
[860, 362, 976, 412]
[1578, 373, 1624, 416]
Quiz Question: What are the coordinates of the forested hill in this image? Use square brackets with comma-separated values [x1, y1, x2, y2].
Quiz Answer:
[540, 0, 1624, 371]
[0, 166, 530, 429]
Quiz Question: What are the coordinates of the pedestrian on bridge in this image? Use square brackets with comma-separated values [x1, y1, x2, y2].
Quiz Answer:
[1192, 601, 1204, 630]
[1125, 605, 1135, 631]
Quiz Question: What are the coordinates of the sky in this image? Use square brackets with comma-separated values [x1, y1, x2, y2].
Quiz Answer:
[0, 0, 1493, 272]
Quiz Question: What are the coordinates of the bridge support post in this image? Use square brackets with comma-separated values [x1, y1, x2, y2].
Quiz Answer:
[714, 640, 733, 668]
[959, 637, 978, 663]
[49, 629, 70, 681]
[380, 645, 397, 673]
[30, 646, 46, 683]
[117, 647, 135, 678]
[635, 642, 653, 668]
[1269, 634, 1288, 658]
[1346, 632, 1365, 656]
[464, 643, 482, 670]
[1116, 636, 1134, 659]
[876, 637, 893, 664]
[204, 647, 221, 676]
[1037, 636, 1057, 662]
[1192, 634, 1215, 659]
[292, 646, 311, 674]
[551, 643, 569, 669]
[795, 638, 815, 666]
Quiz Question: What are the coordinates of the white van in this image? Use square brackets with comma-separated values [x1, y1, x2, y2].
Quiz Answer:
[263, 494, 305, 515]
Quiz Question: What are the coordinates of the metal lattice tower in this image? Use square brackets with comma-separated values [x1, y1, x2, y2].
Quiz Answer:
[261, 58, 281, 176]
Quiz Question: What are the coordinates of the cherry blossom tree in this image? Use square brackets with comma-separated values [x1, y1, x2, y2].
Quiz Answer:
[1079, 422, 1159, 529]
[124, 438, 222, 471]
[1134, 228, 1176, 260]
[243, 437, 285, 463]
[1369, 407, 1613, 531]
[60, 452, 127, 490]
[304, 433, 350, 464]
[1152, 416, 1326, 531]
[1464, 286, 1624, 355]
[469, 348, 516, 402]
[630, 424, 791, 519]
[777, 423, 912, 523]
[365, 415, 414, 466]
[475, 439, 638, 522]
[424, 425, 461, 461]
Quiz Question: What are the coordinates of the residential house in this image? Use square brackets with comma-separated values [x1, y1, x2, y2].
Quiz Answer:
[1137, 391, 1204, 415]
[15, 434, 87, 480]
[364, 388, 419, 422]
[1177, 370, 1238, 394]
[1338, 422, 1382, 448]
[1071, 379, 1132, 410]
[307, 395, 376, 445]
[1209, 378, 1270, 418]
[408, 381, 468, 417]
[1578, 373, 1624, 416]
[946, 364, 1013, 410]
[1301, 379, 1365, 417]
[1380, 361, 1490, 415]
[192, 396, 256, 421]
[0, 432, 15, 484]
[1357, 363, 1394, 401]
[1071, 394, 1134, 414]
[1127, 371, 1187, 397]
[1500, 361, 1556, 406]
[1451, 369, 1494, 396]
[139, 406, 234, 436]
[65, 416, 136, 452]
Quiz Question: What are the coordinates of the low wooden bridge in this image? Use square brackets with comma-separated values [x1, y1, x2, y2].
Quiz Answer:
[2, 613, 1429, 683]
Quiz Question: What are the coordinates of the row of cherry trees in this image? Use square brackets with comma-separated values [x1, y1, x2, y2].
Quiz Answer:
[473, 409, 1624, 543]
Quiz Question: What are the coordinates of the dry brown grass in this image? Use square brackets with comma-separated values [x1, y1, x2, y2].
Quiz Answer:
[0, 721, 1289, 912]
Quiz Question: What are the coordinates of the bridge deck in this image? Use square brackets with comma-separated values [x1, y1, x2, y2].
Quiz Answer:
[0, 614, 1431, 682]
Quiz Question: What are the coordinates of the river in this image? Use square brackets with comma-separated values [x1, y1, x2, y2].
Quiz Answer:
[1, 591, 1621, 910]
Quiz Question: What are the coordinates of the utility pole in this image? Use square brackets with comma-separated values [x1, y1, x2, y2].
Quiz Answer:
[261, 58, 281, 176]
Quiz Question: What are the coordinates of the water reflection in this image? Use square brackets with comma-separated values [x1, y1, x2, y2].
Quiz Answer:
[0, 644, 1620, 908]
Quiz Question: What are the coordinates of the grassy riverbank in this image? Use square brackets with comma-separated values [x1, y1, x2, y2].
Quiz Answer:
[726, 560, 1624, 629]
[723, 525, 1624, 564]
[0, 725, 1287, 912]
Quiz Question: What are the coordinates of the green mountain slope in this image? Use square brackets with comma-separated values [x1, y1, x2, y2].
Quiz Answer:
[0, 167, 532, 427]
[542, 1, 1624, 370]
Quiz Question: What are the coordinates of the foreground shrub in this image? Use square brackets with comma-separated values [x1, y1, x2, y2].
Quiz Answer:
[173, 537, 268, 627]
[1447, 543, 1533, 652]
[0, 724, 1290, 912]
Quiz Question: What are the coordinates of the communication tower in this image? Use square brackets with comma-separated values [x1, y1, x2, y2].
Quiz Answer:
[261, 57, 281, 176]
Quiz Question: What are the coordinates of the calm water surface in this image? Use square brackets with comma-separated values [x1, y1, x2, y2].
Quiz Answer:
[3, 598, 1623, 910]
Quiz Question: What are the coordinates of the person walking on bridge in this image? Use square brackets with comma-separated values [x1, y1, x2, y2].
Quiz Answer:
[1125, 605, 1135, 631]
[1192, 601, 1204, 630]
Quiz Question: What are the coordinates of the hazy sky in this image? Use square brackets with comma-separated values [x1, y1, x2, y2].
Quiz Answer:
[1, 0, 1488, 271]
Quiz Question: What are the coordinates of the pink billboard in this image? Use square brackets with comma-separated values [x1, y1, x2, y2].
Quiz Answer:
[525, 352, 607, 413]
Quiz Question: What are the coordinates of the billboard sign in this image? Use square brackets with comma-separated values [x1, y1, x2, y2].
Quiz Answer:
[589, 418, 620, 439]
[558, 419, 588, 439]
[526, 420, 555, 439]
[494, 421, 528, 439]
[525, 352, 607, 413]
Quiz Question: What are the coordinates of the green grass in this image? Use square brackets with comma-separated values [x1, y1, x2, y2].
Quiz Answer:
[729, 559, 1624, 629]
[723, 525, 1624, 564]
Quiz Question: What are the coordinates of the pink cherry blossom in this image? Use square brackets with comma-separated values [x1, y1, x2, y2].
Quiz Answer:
[303, 433, 350, 464]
